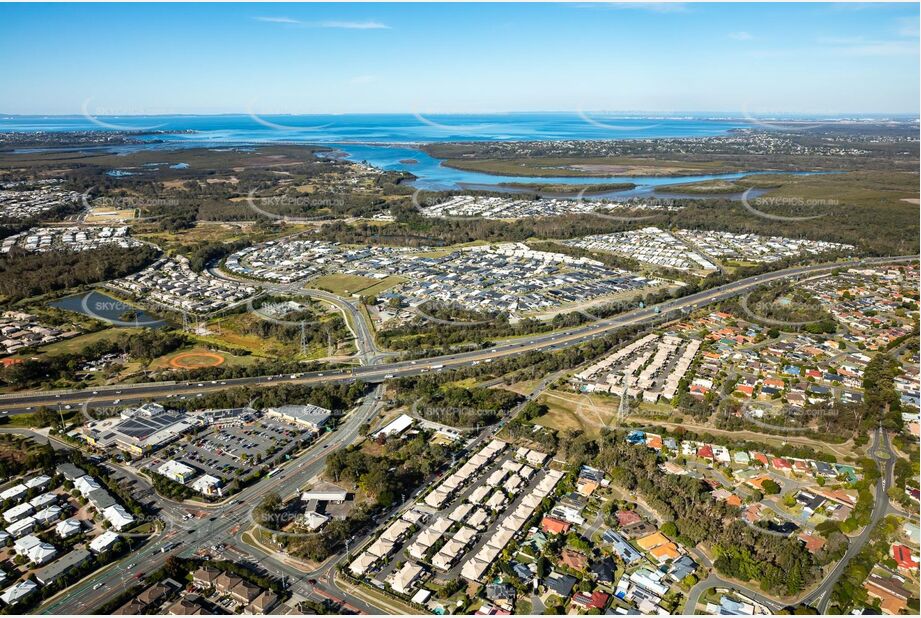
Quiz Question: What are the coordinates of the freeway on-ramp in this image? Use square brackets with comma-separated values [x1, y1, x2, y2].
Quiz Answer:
[2, 256, 914, 418]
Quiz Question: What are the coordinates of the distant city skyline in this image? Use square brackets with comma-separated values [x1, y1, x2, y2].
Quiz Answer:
[1, 2, 918, 115]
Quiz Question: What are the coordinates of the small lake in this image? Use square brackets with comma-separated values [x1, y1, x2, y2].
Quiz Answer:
[50, 290, 167, 329]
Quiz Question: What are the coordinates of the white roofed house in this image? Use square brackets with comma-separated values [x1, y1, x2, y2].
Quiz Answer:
[468, 485, 491, 505]
[3, 502, 34, 524]
[486, 468, 507, 487]
[380, 519, 413, 544]
[526, 449, 548, 467]
[408, 527, 444, 561]
[24, 475, 51, 492]
[366, 538, 396, 559]
[74, 475, 101, 496]
[102, 505, 135, 531]
[467, 508, 489, 530]
[0, 579, 38, 606]
[449, 502, 473, 523]
[461, 554, 491, 582]
[0, 483, 27, 504]
[431, 539, 466, 571]
[423, 488, 449, 509]
[89, 530, 120, 553]
[28, 492, 58, 510]
[348, 552, 378, 577]
[14, 534, 57, 565]
[387, 562, 425, 595]
[55, 518, 83, 539]
[32, 505, 62, 527]
[6, 516, 35, 538]
[485, 491, 507, 511]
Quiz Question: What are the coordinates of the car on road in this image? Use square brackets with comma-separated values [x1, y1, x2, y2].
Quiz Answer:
[93, 583, 105, 590]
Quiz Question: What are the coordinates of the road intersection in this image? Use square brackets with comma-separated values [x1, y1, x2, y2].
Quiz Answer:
[11, 254, 913, 614]
[1, 255, 914, 417]
[682, 426, 900, 614]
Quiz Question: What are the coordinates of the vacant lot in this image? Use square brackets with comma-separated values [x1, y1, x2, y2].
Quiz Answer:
[310, 273, 404, 297]
[533, 389, 620, 437]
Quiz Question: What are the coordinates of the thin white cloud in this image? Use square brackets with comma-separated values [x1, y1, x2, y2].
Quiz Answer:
[254, 17, 390, 30]
[729, 31, 753, 41]
[256, 16, 302, 25]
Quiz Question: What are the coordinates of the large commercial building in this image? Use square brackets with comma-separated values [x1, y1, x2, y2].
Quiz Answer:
[264, 404, 331, 431]
[80, 403, 196, 457]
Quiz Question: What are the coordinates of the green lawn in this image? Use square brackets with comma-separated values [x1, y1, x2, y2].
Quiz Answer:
[309, 274, 404, 297]
[22, 327, 141, 356]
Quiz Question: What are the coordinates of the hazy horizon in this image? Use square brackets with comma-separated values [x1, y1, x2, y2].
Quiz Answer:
[2, 2, 918, 116]
[3, 110, 919, 118]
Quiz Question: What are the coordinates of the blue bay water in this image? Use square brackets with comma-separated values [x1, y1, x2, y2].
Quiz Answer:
[0, 113, 809, 191]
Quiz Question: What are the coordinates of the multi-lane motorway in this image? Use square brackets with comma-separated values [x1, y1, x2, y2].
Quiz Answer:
[1, 255, 914, 418]
[19, 254, 916, 614]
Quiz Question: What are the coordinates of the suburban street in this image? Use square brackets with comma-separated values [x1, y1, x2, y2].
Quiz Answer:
[7, 254, 913, 615]
[1, 255, 914, 417]
[38, 384, 387, 614]
[682, 426, 898, 614]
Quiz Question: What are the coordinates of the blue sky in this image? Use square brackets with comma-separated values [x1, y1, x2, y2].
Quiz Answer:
[1, 2, 918, 115]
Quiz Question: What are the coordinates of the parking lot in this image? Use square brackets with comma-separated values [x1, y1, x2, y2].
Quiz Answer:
[155, 417, 308, 482]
